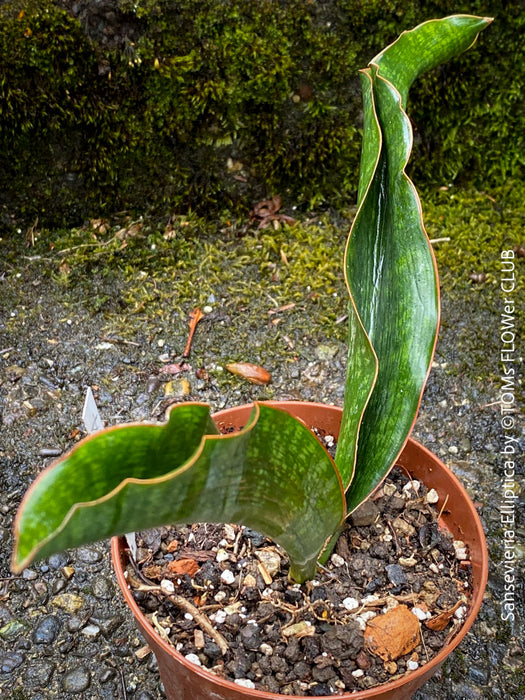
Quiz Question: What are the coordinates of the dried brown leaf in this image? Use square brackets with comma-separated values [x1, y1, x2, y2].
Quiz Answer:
[364, 605, 420, 661]
[425, 601, 462, 631]
[226, 362, 271, 385]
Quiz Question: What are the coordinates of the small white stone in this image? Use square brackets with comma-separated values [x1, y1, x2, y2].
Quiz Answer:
[223, 523, 236, 541]
[358, 611, 376, 624]
[453, 540, 468, 560]
[352, 669, 365, 678]
[330, 553, 345, 567]
[185, 653, 201, 666]
[382, 483, 398, 497]
[184, 613, 193, 621]
[81, 624, 100, 638]
[342, 597, 359, 611]
[455, 605, 467, 620]
[203, 305, 213, 314]
[355, 618, 367, 631]
[160, 579, 175, 595]
[403, 479, 420, 495]
[429, 563, 440, 575]
[448, 445, 458, 455]
[220, 569, 235, 585]
[382, 533, 393, 542]
[214, 590, 227, 603]
[216, 549, 230, 563]
[426, 488, 440, 504]
[259, 643, 273, 656]
[235, 679, 256, 689]
[213, 610, 227, 624]
[412, 607, 430, 621]
[407, 660, 419, 671]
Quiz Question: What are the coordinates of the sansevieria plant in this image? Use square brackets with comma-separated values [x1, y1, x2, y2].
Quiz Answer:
[13, 16, 491, 584]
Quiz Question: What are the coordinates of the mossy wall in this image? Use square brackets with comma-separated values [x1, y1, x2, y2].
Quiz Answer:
[0, 0, 522, 229]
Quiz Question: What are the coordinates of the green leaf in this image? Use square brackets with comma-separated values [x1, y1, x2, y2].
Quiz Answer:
[13, 402, 345, 583]
[371, 16, 493, 110]
[340, 16, 492, 512]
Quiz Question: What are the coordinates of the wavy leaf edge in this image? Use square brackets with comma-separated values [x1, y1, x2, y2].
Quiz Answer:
[12, 401, 346, 575]
[340, 15, 492, 514]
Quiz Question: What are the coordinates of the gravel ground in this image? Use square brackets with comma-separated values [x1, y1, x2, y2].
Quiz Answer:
[0, 228, 524, 699]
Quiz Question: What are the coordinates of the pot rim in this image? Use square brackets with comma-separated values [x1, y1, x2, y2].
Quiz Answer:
[111, 400, 488, 700]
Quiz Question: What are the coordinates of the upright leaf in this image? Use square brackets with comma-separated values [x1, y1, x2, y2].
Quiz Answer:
[340, 16, 492, 512]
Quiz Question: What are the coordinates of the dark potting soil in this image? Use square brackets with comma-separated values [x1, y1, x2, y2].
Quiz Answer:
[128, 467, 473, 696]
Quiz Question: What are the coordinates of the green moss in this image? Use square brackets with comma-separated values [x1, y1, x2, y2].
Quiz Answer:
[4, 181, 523, 373]
[424, 182, 525, 295]
[0, 1, 522, 228]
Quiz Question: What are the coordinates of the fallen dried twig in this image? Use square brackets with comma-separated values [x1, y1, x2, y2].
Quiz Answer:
[129, 572, 229, 655]
[183, 308, 204, 358]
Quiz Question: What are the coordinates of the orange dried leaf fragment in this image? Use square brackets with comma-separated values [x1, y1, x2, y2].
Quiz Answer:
[425, 601, 463, 631]
[167, 558, 200, 577]
[225, 363, 271, 385]
[364, 605, 421, 661]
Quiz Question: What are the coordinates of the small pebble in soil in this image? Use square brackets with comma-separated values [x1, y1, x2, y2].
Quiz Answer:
[453, 540, 468, 560]
[426, 488, 439, 504]
[32, 615, 61, 644]
[412, 607, 430, 621]
[62, 666, 91, 693]
[220, 569, 235, 585]
[385, 563, 407, 586]
[160, 579, 175, 594]
[0, 651, 25, 673]
[330, 553, 345, 567]
[455, 605, 467, 620]
[184, 653, 201, 666]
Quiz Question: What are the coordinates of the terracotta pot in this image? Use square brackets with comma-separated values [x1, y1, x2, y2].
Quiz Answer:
[111, 401, 488, 700]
